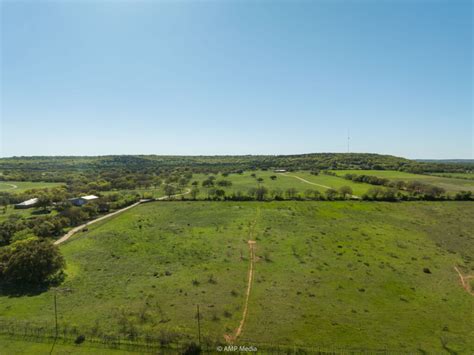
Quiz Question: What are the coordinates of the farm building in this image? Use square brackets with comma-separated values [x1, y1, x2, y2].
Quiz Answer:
[69, 195, 99, 206]
[15, 198, 39, 209]
[274, 169, 287, 173]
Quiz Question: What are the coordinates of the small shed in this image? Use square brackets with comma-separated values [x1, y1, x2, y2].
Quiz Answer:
[69, 195, 99, 206]
[15, 198, 39, 209]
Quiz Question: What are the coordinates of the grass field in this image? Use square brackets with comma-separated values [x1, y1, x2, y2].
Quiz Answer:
[428, 172, 474, 180]
[190, 170, 379, 198]
[0, 201, 472, 353]
[0, 181, 64, 193]
[0, 207, 58, 223]
[332, 170, 474, 193]
[0, 335, 135, 355]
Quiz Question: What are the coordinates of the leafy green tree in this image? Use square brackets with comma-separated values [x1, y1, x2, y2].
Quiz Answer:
[202, 179, 214, 188]
[190, 186, 200, 200]
[37, 193, 52, 211]
[255, 186, 268, 201]
[164, 184, 177, 198]
[0, 238, 65, 286]
[285, 188, 298, 199]
[325, 188, 338, 200]
[339, 186, 353, 199]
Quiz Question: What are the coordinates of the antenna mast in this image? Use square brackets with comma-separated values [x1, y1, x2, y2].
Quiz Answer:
[347, 130, 350, 153]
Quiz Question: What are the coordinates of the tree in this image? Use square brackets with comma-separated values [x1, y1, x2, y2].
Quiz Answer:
[339, 186, 353, 199]
[454, 191, 472, 200]
[190, 186, 200, 200]
[217, 180, 232, 187]
[202, 179, 214, 188]
[215, 189, 226, 199]
[325, 188, 338, 200]
[178, 177, 188, 191]
[37, 193, 52, 211]
[0, 238, 65, 286]
[285, 188, 298, 199]
[270, 175, 277, 180]
[164, 184, 177, 198]
[255, 186, 268, 201]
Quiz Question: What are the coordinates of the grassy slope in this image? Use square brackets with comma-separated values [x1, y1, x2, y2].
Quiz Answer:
[333, 170, 474, 193]
[0, 181, 64, 193]
[0, 202, 473, 353]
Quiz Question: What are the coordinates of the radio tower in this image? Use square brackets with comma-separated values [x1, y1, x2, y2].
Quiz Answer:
[347, 130, 350, 153]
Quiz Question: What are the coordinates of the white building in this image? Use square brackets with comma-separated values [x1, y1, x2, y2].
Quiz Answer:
[69, 195, 99, 206]
[15, 198, 39, 209]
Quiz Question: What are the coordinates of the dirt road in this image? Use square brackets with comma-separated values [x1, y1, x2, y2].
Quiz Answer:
[54, 188, 191, 246]
[0, 183, 18, 191]
[282, 173, 360, 199]
[454, 266, 474, 296]
[225, 210, 259, 343]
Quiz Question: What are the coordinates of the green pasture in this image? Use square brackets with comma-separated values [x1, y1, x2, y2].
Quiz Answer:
[332, 170, 474, 193]
[0, 335, 135, 355]
[0, 181, 64, 193]
[428, 172, 474, 180]
[0, 201, 472, 352]
[189, 170, 377, 198]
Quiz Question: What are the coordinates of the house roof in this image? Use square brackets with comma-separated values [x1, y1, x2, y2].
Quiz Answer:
[16, 198, 39, 206]
[81, 195, 99, 200]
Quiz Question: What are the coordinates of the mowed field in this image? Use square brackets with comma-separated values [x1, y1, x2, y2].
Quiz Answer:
[0, 181, 64, 193]
[0, 201, 473, 353]
[191, 171, 379, 197]
[332, 170, 474, 193]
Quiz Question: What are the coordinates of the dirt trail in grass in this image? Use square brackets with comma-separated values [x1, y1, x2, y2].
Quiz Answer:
[225, 209, 259, 343]
[54, 189, 191, 246]
[282, 173, 360, 199]
[0, 183, 17, 190]
[454, 266, 474, 296]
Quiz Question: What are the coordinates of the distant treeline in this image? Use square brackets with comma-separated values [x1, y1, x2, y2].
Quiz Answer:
[342, 173, 473, 201]
[1, 154, 472, 184]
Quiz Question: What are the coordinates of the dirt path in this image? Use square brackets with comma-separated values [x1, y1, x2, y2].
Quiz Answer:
[282, 173, 360, 199]
[0, 183, 18, 191]
[454, 266, 474, 296]
[54, 188, 191, 246]
[225, 210, 259, 343]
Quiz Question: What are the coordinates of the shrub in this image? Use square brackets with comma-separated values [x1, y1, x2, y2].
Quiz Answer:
[0, 237, 65, 286]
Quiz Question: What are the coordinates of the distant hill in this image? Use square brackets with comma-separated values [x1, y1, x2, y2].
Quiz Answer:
[416, 159, 474, 165]
[0, 153, 472, 182]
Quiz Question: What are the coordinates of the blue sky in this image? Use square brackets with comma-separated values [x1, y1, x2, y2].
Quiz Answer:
[1, 0, 472, 159]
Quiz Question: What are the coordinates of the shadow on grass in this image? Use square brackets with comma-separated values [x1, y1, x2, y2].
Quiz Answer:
[0, 279, 62, 297]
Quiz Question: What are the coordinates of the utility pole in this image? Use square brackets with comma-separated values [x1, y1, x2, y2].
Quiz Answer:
[347, 129, 350, 153]
[54, 292, 58, 338]
[196, 304, 201, 345]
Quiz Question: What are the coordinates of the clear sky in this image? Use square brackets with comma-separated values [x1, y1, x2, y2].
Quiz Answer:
[1, 0, 472, 159]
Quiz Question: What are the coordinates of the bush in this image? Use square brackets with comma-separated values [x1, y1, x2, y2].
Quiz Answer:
[74, 335, 86, 344]
[182, 342, 201, 355]
[0, 237, 65, 286]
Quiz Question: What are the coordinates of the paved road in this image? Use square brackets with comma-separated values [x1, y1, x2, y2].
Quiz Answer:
[54, 188, 191, 246]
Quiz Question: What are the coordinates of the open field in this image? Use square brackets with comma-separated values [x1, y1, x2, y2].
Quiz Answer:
[0, 181, 64, 193]
[190, 170, 379, 198]
[0, 201, 472, 352]
[428, 172, 474, 180]
[0, 335, 136, 355]
[332, 170, 474, 193]
[0, 207, 58, 223]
